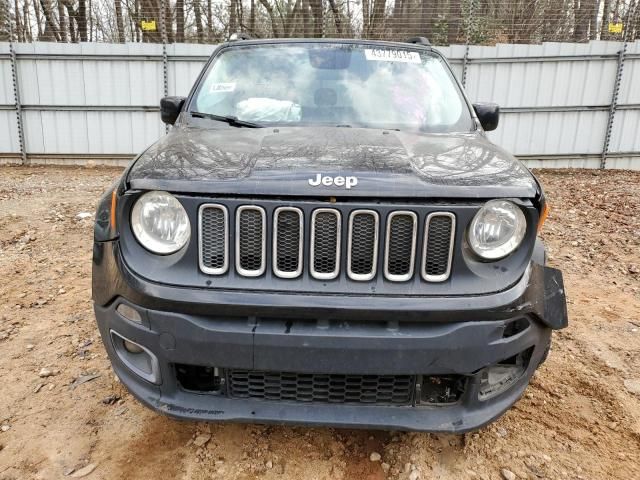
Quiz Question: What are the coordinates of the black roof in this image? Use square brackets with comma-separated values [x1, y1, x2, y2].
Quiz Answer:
[223, 37, 433, 51]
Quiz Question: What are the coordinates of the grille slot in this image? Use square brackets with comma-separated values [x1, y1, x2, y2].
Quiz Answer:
[199, 204, 228, 275]
[422, 213, 456, 282]
[310, 209, 341, 280]
[228, 369, 414, 405]
[384, 211, 417, 282]
[273, 207, 303, 278]
[347, 210, 379, 281]
[236, 206, 266, 277]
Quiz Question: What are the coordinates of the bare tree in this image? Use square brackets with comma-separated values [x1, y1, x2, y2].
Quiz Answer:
[574, 0, 597, 41]
[39, 0, 61, 40]
[634, 0, 640, 40]
[363, 0, 387, 38]
[275, 0, 302, 37]
[447, 0, 461, 44]
[229, 0, 238, 33]
[163, 0, 173, 41]
[327, 0, 342, 34]
[309, 0, 322, 36]
[258, 0, 281, 36]
[7, 0, 634, 45]
[114, 0, 125, 41]
[175, 0, 184, 40]
[22, 0, 34, 40]
[77, 0, 87, 40]
[13, 0, 23, 40]
[193, 0, 204, 41]
[61, 0, 78, 41]
[57, 0, 68, 40]
[249, 0, 255, 31]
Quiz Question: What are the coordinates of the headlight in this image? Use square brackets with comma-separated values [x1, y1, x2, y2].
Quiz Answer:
[468, 200, 526, 260]
[131, 191, 191, 254]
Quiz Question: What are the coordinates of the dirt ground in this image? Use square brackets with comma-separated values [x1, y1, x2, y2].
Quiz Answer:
[0, 165, 639, 480]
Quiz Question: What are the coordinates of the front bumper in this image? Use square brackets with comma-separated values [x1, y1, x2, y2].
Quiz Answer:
[93, 241, 567, 432]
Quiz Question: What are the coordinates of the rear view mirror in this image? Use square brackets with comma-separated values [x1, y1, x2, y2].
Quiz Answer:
[308, 47, 352, 69]
[473, 103, 499, 131]
[160, 96, 186, 125]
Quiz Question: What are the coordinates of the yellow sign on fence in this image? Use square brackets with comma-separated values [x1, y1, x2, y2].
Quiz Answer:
[141, 20, 157, 32]
[608, 22, 623, 33]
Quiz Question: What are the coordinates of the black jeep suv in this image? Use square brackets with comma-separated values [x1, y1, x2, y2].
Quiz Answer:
[92, 38, 567, 432]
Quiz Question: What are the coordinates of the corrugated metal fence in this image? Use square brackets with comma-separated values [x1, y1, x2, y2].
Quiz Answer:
[1, 40, 639, 169]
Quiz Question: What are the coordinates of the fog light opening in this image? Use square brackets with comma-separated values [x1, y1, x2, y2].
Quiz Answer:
[123, 339, 144, 354]
[419, 375, 466, 405]
[502, 318, 530, 338]
[116, 303, 143, 324]
[176, 364, 224, 393]
[109, 330, 160, 385]
[478, 347, 533, 401]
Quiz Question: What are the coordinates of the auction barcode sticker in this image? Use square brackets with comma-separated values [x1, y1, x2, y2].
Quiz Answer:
[364, 49, 421, 63]
[209, 82, 236, 93]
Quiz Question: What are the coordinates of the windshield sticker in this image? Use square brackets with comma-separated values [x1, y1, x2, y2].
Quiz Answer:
[209, 82, 236, 93]
[364, 49, 421, 63]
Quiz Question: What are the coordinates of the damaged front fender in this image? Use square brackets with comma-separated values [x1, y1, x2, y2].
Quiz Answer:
[542, 266, 568, 329]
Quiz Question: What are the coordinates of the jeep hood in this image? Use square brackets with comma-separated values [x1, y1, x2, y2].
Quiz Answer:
[127, 126, 539, 199]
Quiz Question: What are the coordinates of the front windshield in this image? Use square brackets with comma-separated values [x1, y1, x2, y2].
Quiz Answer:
[191, 43, 473, 133]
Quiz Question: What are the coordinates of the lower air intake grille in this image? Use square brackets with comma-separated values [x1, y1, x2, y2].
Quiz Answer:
[228, 369, 415, 405]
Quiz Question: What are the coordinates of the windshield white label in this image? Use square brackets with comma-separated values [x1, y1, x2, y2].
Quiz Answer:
[364, 49, 421, 63]
[209, 82, 236, 93]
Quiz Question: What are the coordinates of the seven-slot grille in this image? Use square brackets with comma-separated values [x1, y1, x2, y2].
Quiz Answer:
[199, 205, 455, 282]
[228, 369, 414, 405]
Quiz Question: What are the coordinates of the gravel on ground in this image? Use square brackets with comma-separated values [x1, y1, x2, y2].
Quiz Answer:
[0, 166, 639, 479]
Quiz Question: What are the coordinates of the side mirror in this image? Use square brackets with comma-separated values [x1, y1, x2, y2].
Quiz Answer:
[473, 103, 499, 131]
[160, 96, 186, 125]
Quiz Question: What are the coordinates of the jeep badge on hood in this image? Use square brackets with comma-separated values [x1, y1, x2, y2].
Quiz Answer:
[308, 174, 358, 189]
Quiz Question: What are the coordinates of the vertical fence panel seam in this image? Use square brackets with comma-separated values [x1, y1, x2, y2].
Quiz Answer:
[160, 0, 169, 134]
[5, 0, 27, 164]
[601, 45, 626, 169]
[600, 3, 638, 169]
[9, 42, 26, 164]
[461, 0, 476, 87]
[461, 46, 470, 87]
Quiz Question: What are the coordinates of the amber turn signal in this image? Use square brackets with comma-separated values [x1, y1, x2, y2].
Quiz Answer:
[538, 203, 550, 232]
[110, 190, 117, 230]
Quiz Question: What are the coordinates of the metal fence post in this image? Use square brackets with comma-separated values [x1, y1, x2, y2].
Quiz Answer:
[461, 0, 477, 87]
[9, 42, 26, 164]
[600, 3, 637, 169]
[160, 0, 169, 134]
[4, 0, 26, 164]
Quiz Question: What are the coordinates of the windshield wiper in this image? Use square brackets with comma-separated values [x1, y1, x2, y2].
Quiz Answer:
[189, 111, 264, 128]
